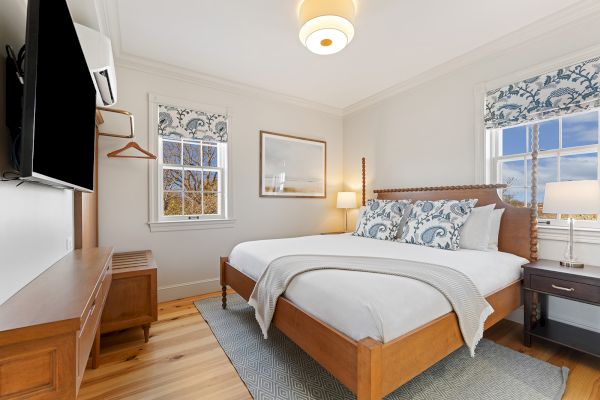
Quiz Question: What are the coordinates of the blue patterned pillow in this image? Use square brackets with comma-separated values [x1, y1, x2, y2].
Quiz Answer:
[400, 199, 478, 250]
[353, 199, 412, 241]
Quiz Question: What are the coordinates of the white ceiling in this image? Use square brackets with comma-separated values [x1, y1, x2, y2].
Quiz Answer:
[107, 0, 583, 110]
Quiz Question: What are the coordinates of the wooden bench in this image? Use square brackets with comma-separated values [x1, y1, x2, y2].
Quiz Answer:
[95, 250, 157, 366]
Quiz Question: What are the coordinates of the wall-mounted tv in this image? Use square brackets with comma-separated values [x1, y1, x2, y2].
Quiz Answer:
[18, 0, 97, 192]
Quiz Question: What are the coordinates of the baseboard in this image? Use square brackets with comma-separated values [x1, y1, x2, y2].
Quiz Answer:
[505, 306, 524, 324]
[501, 305, 600, 334]
[548, 314, 600, 334]
[158, 278, 221, 302]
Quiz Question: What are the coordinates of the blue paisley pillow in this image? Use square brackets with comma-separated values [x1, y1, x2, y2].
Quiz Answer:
[353, 199, 412, 241]
[400, 199, 478, 250]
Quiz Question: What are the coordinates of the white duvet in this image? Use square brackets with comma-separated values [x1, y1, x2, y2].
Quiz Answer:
[229, 234, 527, 343]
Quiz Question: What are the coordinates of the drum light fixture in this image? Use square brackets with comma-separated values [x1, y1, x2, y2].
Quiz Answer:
[298, 0, 355, 55]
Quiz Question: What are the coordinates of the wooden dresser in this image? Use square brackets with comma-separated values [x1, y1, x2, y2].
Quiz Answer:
[0, 247, 113, 399]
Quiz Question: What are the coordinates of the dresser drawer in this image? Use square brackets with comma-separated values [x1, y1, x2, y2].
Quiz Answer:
[78, 291, 102, 380]
[530, 274, 600, 303]
[77, 260, 112, 380]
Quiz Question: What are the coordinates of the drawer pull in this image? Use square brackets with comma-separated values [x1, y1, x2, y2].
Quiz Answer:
[551, 284, 575, 292]
[87, 301, 96, 320]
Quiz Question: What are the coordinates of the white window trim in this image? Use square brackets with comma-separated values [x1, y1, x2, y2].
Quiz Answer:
[538, 224, 600, 245]
[147, 93, 235, 232]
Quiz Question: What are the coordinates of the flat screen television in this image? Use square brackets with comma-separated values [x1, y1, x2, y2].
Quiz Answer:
[19, 0, 97, 192]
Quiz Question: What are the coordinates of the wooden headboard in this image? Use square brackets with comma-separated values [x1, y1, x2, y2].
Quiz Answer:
[360, 158, 536, 261]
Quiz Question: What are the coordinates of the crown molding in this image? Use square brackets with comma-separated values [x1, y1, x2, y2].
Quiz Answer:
[115, 53, 344, 117]
[483, 43, 600, 92]
[342, 0, 600, 116]
[99, 1, 342, 117]
[97, 0, 599, 118]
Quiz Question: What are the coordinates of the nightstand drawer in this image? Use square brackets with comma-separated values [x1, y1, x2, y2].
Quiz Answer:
[530, 274, 600, 303]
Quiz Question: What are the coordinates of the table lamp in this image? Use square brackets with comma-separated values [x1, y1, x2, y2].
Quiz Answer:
[543, 180, 600, 267]
[337, 192, 357, 232]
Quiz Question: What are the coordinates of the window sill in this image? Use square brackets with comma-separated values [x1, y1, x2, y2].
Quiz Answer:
[537, 224, 600, 245]
[148, 219, 236, 232]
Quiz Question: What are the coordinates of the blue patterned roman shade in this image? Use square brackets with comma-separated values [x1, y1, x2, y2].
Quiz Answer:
[158, 104, 228, 142]
[485, 56, 600, 129]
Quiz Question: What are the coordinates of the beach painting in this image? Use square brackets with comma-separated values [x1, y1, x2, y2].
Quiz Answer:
[260, 131, 326, 198]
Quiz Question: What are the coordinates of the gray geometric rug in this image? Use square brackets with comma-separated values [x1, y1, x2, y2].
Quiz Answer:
[195, 294, 568, 400]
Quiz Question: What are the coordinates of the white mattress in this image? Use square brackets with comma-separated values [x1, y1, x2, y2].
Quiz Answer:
[229, 234, 527, 343]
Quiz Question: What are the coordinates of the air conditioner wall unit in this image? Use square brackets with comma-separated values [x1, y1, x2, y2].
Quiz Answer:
[74, 23, 118, 106]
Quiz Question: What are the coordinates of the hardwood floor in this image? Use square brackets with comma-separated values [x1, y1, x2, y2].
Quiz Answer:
[80, 293, 600, 400]
[79, 291, 251, 400]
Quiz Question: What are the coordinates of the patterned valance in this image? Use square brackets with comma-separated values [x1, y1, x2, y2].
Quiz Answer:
[158, 104, 228, 143]
[485, 56, 600, 129]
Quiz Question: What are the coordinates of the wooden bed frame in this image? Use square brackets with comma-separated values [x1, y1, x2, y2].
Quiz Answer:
[220, 158, 536, 400]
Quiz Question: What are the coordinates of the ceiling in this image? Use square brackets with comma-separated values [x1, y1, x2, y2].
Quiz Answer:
[103, 0, 584, 110]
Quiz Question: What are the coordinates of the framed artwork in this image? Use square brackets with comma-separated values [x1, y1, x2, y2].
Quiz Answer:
[259, 131, 326, 198]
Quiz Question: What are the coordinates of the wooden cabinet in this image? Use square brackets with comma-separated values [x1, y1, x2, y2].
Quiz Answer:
[99, 250, 157, 353]
[0, 248, 113, 399]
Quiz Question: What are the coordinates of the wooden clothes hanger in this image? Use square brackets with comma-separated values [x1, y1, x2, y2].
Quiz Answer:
[97, 107, 157, 160]
[106, 141, 157, 159]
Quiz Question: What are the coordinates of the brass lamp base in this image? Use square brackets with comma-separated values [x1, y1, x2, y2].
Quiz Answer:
[560, 260, 584, 268]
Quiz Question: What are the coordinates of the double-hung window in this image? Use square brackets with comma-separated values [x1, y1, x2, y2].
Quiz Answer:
[488, 110, 599, 225]
[484, 55, 600, 228]
[159, 137, 226, 219]
[153, 102, 229, 224]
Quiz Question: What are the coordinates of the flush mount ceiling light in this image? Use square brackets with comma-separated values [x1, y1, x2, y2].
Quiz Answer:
[299, 0, 355, 55]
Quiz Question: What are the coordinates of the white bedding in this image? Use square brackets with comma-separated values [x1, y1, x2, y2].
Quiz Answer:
[229, 234, 527, 343]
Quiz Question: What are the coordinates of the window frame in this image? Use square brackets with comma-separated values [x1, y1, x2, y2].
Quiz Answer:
[147, 93, 234, 232]
[487, 109, 600, 228]
[158, 137, 227, 221]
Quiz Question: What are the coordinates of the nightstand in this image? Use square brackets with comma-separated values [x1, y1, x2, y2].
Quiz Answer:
[320, 231, 347, 235]
[523, 260, 600, 357]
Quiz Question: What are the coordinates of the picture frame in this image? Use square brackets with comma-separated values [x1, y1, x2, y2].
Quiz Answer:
[259, 131, 326, 198]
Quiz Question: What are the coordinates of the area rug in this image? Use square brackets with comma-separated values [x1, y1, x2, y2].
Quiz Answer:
[195, 294, 568, 400]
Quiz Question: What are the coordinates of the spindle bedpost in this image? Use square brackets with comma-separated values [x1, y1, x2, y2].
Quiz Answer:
[362, 157, 366, 207]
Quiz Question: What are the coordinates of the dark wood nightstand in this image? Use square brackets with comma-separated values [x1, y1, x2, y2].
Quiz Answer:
[523, 259, 600, 357]
[320, 231, 347, 235]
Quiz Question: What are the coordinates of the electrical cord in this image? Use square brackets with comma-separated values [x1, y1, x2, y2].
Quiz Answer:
[5, 45, 24, 82]
[9, 132, 21, 170]
[17, 45, 26, 73]
[1, 171, 21, 182]
[4, 45, 24, 171]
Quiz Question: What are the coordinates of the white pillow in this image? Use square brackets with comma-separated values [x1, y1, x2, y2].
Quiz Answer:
[459, 204, 495, 251]
[355, 206, 366, 231]
[487, 208, 505, 251]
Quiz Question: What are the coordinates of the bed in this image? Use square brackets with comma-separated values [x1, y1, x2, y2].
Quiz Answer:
[220, 160, 536, 400]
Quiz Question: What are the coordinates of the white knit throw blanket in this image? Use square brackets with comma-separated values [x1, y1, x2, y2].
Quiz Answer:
[248, 254, 494, 356]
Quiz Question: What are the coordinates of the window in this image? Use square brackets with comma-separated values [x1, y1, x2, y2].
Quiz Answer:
[159, 137, 227, 220]
[148, 98, 230, 229]
[488, 109, 599, 225]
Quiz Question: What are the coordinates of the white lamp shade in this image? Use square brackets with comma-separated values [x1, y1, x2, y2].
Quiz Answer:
[298, 0, 355, 55]
[543, 180, 600, 214]
[337, 192, 357, 209]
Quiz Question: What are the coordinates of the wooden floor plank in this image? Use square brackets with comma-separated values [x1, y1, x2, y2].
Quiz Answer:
[80, 294, 600, 399]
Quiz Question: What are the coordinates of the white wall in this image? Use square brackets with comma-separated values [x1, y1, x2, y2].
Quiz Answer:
[98, 66, 344, 301]
[343, 15, 600, 330]
[0, 0, 75, 305]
